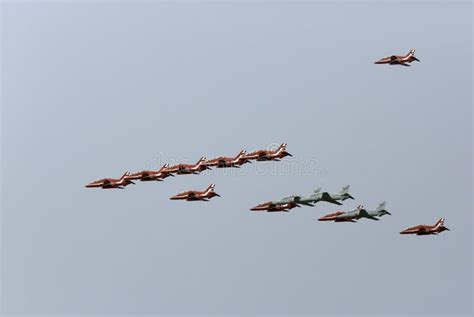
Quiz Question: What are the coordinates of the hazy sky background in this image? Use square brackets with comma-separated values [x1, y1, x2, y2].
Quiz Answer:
[1, 1, 472, 316]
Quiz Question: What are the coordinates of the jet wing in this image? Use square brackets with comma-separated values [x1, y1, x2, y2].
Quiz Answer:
[334, 213, 351, 221]
[364, 214, 380, 221]
[186, 192, 205, 201]
[415, 228, 430, 235]
[297, 202, 315, 207]
[359, 210, 379, 221]
[100, 180, 114, 188]
[321, 193, 342, 205]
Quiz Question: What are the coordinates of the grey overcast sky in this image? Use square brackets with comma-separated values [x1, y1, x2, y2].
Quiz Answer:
[1, 1, 472, 316]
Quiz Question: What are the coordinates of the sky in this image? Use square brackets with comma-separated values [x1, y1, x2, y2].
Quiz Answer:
[1, 1, 472, 316]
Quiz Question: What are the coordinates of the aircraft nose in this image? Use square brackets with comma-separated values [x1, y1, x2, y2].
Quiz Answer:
[348, 195, 355, 200]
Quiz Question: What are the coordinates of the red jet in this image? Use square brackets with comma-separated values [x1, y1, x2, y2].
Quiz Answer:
[205, 150, 250, 168]
[243, 143, 292, 161]
[125, 164, 174, 182]
[170, 184, 220, 201]
[165, 157, 210, 175]
[400, 218, 449, 235]
[374, 49, 420, 67]
[250, 201, 299, 212]
[318, 211, 356, 222]
[85, 171, 135, 189]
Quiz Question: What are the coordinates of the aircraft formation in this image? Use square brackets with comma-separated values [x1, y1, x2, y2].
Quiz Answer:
[250, 186, 447, 235]
[86, 143, 291, 201]
[86, 50, 448, 236]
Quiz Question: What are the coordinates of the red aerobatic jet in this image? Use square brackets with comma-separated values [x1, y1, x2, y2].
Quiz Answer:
[243, 143, 292, 161]
[400, 218, 449, 235]
[374, 49, 420, 66]
[165, 157, 210, 175]
[170, 184, 220, 201]
[250, 201, 298, 212]
[205, 150, 250, 168]
[318, 211, 357, 222]
[125, 164, 174, 182]
[85, 171, 135, 189]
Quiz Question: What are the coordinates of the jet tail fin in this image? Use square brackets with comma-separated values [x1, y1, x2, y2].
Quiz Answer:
[204, 184, 215, 194]
[376, 201, 387, 211]
[340, 185, 350, 194]
[434, 218, 445, 229]
[236, 149, 246, 159]
[275, 143, 287, 153]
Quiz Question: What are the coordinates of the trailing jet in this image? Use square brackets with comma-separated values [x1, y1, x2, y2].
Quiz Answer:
[125, 164, 174, 182]
[205, 150, 251, 168]
[85, 171, 135, 189]
[165, 157, 210, 175]
[296, 186, 354, 206]
[318, 202, 390, 222]
[374, 49, 420, 67]
[170, 184, 220, 201]
[250, 201, 299, 212]
[400, 218, 449, 235]
[243, 143, 292, 161]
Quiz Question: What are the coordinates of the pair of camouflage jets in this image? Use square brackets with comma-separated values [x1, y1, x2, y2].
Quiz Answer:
[251, 186, 391, 222]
